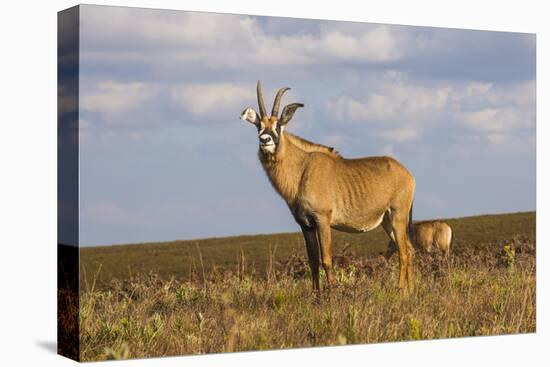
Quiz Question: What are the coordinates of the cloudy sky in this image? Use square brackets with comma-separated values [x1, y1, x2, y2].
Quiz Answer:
[77, 5, 536, 246]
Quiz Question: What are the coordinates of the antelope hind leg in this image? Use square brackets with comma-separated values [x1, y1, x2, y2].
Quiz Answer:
[382, 211, 397, 260]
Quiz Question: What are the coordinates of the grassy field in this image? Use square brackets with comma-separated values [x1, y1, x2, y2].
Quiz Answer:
[80, 211, 535, 288]
[77, 211, 536, 361]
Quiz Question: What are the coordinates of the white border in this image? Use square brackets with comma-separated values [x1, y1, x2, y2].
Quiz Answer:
[0, 1, 546, 366]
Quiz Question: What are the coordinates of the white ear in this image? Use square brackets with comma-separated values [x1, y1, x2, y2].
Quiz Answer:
[240, 107, 260, 125]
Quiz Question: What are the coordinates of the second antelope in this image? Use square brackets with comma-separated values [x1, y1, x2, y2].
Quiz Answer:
[240, 81, 416, 295]
[386, 220, 453, 259]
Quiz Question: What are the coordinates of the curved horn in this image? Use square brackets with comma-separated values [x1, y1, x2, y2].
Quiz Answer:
[271, 87, 290, 118]
[256, 80, 267, 118]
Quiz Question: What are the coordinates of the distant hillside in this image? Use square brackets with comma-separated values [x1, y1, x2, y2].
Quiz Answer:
[80, 211, 535, 288]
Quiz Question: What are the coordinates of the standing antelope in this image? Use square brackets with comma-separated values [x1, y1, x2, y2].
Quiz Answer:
[385, 220, 453, 259]
[240, 81, 416, 294]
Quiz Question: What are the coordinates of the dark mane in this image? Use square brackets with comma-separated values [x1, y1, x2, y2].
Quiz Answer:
[285, 132, 341, 158]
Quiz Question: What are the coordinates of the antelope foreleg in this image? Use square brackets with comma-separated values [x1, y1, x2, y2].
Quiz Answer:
[392, 214, 415, 292]
[382, 212, 397, 260]
[301, 225, 320, 296]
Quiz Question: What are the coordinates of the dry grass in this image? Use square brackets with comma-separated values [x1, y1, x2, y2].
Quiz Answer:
[79, 212, 536, 288]
[78, 235, 536, 361]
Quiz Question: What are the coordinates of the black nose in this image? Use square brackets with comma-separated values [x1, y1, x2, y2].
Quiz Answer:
[260, 136, 272, 144]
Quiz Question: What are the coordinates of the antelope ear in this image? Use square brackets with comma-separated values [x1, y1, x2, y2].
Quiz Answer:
[240, 107, 260, 126]
[279, 103, 304, 126]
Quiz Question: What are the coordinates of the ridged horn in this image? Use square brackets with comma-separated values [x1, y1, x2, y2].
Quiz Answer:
[256, 80, 267, 118]
[271, 87, 291, 118]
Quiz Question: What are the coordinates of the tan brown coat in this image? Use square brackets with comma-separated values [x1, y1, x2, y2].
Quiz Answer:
[241, 82, 416, 294]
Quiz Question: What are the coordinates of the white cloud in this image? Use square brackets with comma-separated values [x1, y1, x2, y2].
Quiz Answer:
[314, 26, 402, 63]
[326, 74, 451, 124]
[326, 94, 395, 121]
[380, 128, 419, 142]
[81, 6, 404, 70]
[325, 75, 535, 149]
[461, 107, 532, 133]
[78, 5, 535, 154]
[170, 83, 252, 116]
[451, 80, 535, 111]
[454, 80, 535, 150]
[81, 81, 158, 115]
[483, 132, 535, 154]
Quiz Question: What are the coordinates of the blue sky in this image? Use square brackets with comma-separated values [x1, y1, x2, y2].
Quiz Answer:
[76, 5, 536, 246]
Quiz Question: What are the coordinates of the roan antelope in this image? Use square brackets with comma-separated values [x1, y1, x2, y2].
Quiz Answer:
[385, 220, 453, 259]
[240, 81, 416, 295]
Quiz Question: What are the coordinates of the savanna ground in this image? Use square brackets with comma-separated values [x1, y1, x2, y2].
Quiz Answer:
[69, 212, 535, 361]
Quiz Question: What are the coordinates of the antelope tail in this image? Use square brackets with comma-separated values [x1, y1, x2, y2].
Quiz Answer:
[408, 201, 414, 242]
